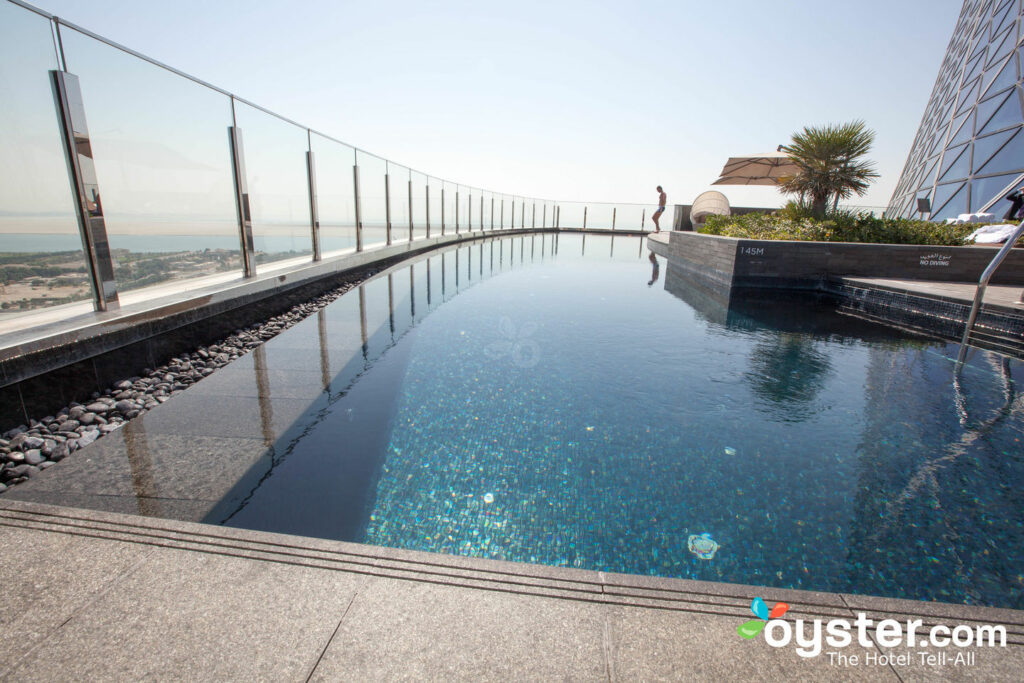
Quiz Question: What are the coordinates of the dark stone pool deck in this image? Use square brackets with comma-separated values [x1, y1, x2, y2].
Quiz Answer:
[0, 499, 1022, 681]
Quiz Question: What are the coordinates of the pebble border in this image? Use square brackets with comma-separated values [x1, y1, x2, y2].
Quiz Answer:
[0, 266, 383, 494]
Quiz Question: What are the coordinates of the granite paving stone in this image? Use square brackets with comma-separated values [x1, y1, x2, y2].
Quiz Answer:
[606, 604, 896, 682]
[0, 525, 153, 675]
[308, 575, 608, 681]
[4, 546, 366, 682]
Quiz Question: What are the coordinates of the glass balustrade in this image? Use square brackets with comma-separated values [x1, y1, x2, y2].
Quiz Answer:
[232, 101, 312, 265]
[0, 0, 680, 330]
[387, 161, 410, 243]
[311, 133, 357, 256]
[356, 151, 388, 248]
[0, 2, 87, 314]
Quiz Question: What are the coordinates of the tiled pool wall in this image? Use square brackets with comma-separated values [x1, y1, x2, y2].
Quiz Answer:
[658, 231, 1024, 286]
[832, 281, 1024, 356]
[651, 233, 1024, 357]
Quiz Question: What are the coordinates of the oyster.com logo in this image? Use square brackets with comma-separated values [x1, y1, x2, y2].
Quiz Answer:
[484, 317, 540, 368]
[738, 597, 790, 639]
[736, 595, 1005, 664]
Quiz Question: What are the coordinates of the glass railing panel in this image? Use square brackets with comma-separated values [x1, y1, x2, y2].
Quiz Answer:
[461, 186, 473, 231]
[310, 133, 356, 255]
[0, 3, 91, 315]
[481, 190, 490, 230]
[427, 176, 442, 235]
[501, 194, 512, 228]
[443, 181, 457, 233]
[487, 192, 499, 229]
[559, 202, 586, 228]
[615, 204, 648, 230]
[410, 170, 427, 240]
[232, 101, 312, 265]
[387, 161, 410, 242]
[587, 203, 616, 230]
[58, 25, 242, 293]
[355, 151, 387, 248]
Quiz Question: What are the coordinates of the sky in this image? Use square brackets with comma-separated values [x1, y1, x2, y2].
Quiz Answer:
[20, 0, 963, 210]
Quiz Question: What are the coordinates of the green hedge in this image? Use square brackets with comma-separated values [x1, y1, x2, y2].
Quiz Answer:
[699, 212, 976, 246]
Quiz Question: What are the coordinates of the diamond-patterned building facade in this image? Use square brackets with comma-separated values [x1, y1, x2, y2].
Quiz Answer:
[888, 0, 1024, 220]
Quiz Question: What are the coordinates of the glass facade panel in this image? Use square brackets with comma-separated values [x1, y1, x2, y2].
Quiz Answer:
[889, 1, 1024, 218]
[943, 143, 974, 182]
[938, 143, 969, 179]
[964, 51, 985, 84]
[933, 182, 969, 219]
[985, 23, 1014, 66]
[232, 101, 312, 264]
[355, 151, 387, 247]
[970, 171, 1020, 210]
[932, 180, 967, 214]
[954, 77, 981, 115]
[59, 26, 243, 290]
[971, 127, 1017, 172]
[981, 56, 1017, 98]
[310, 134, 356, 255]
[979, 89, 1021, 133]
[977, 127, 1024, 174]
[0, 3, 91, 314]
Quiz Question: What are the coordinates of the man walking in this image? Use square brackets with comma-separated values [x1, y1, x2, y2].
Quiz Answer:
[652, 186, 666, 232]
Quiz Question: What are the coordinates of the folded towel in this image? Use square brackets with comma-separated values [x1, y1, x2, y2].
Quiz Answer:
[947, 212, 996, 225]
[967, 223, 1018, 243]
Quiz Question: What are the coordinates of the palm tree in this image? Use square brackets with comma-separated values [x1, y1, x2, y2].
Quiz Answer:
[778, 120, 879, 218]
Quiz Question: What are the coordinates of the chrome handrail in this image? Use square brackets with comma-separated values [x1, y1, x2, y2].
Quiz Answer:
[955, 219, 1024, 367]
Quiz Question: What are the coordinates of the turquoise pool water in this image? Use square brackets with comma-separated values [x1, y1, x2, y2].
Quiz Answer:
[206, 233, 1024, 608]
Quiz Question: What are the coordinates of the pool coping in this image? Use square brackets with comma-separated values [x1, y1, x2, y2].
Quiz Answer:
[1, 498, 1021, 628]
[0, 498, 1021, 679]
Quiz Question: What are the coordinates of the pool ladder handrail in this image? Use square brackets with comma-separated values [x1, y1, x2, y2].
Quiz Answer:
[955, 218, 1024, 367]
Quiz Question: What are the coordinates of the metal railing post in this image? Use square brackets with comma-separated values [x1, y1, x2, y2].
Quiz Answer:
[353, 163, 363, 252]
[956, 219, 1024, 366]
[532, 202, 536, 228]
[455, 189, 460, 234]
[543, 204, 546, 228]
[521, 200, 525, 228]
[583, 206, 588, 229]
[612, 207, 617, 230]
[50, 68, 120, 309]
[641, 208, 646, 229]
[480, 194, 484, 231]
[440, 187, 446, 235]
[501, 199, 505, 229]
[227, 124, 257, 278]
[490, 197, 495, 230]
[306, 138, 320, 261]
[425, 184, 431, 239]
[556, 206, 560, 228]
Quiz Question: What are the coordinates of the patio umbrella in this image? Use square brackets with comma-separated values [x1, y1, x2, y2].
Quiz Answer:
[712, 151, 799, 186]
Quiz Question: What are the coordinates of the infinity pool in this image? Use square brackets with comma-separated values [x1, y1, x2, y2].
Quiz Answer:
[21, 233, 1024, 608]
